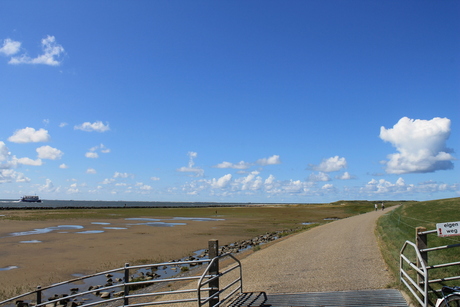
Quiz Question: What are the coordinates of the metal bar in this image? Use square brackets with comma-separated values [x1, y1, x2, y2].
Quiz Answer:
[401, 277, 425, 307]
[400, 269, 425, 295]
[120, 297, 198, 307]
[427, 261, 460, 270]
[421, 242, 460, 253]
[401, 254, 426, 276]
[418, 229, 437, 235]
[428, 275, 460, 284]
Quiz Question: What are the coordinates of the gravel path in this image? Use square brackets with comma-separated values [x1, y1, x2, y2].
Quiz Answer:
[238, 208, 393, 294]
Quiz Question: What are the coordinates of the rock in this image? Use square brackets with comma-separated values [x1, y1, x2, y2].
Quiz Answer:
[100, 292, 111, 299]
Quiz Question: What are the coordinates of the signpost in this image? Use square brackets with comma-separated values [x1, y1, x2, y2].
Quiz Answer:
[436, 221, 460, 237]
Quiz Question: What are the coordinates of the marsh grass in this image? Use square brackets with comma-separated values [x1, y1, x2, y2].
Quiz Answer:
[376, 198, 460, 300]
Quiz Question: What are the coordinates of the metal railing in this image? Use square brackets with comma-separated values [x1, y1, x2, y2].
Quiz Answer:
[0, 241, 243, 307]
[400, 227, 460, 307]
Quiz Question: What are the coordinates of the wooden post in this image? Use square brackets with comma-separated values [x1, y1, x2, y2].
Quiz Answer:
[124, 263, 130, 306]
[416, 227, 428, 287]
[208, 239, 219, 307]
[36, 286, 42, 305]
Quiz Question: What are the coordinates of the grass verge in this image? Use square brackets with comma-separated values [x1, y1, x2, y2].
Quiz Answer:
[376, 197, 460, 304]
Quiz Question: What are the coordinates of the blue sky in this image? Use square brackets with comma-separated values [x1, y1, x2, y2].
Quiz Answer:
[0, 1, 458, 203]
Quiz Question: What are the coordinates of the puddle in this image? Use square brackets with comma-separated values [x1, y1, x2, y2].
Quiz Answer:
[76, 230, 105, 234]
[20, 240, 42, 243]
[173, 217, 225, 222]
[0, 266, 18, 271]
[92, 222, 111, 225]
[104, 227, 127, 230]
[302, 222, 316, 225]
[10, 225, 84, 237]
[128, 222, 187, 227]
[125, 218, 161, 222]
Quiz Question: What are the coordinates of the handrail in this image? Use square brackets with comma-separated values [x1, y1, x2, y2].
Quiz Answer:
[0, 251, 244, 307]
[197, 253, 243, 307]
[400, 240, 428, 307]
[400, 228, 460, 307]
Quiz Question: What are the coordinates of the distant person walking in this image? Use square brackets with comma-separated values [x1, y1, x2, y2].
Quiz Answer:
[374, 203, 378, 211]
[381, 203, 385, 211]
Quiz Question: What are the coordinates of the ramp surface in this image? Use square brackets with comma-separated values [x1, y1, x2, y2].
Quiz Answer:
[228, 289, 408, 307]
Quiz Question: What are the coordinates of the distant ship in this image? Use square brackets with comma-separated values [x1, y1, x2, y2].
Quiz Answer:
[20, 195, 42, 203]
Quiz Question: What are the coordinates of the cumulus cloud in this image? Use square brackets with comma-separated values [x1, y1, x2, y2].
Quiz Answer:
[85, 152, 99, 158]
[36, 145, 63, 160]
[211, 174, 232, 189]
[16, 157, 43, 166]
[8, 127, 50, 143]
[0, 142, 9, 162]
[336, 172, 353, 180]
[177, 151, 204, 176]
[0, 38, 21, 56]
[139, 184, 153, 191]
[256, 155, 281, 166]
[309, 156, 347, 172]
[113, 172, 134, 179]
[9, 36, 65, 66]
[74, 121, 110, 132]
[308, 172, 331, 182]
[0, 169, 30, 183]
[59, 163, 69, 169]
[38, 178, 59, 193]
[380, 117, 455, 174]
[214, 161, 251, 169]
[86, 168, 97, 174]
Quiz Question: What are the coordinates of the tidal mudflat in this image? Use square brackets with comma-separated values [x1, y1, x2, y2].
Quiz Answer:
[0, 203, 377, 299]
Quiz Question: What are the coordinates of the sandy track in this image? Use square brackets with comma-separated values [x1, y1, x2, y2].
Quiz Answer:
[238, 209, 392, 293]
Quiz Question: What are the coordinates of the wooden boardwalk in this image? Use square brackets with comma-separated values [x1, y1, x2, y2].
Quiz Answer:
[229, 289, 409, 307]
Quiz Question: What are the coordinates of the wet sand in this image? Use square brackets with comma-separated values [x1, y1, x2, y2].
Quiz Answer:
[0, 216, 248, 297]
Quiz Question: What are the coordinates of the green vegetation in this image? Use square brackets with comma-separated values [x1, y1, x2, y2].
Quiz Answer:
[376, 198, 460, 300]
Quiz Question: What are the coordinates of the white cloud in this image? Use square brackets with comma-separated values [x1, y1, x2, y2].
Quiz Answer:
[38, 178, 59, 193]
[113, 172, 134, 179]
[8, 127, 50, 143]
[17, 157, 43, 166]
[74, 121, 110, 132]
[9, 36, 65, 66]
[139, 184, 153, 191]
[0, 142, 9, 161]
[101, 178, 115, 184]
[380, 117, 454, 174]
[177, 151, 204, 176]
[256, 155, 281, 166]
[0, 38, 21, 56]
[150, 177, 160, 181]
[85, 152, 99, 158]
[36, 145, 63, 160]
[59, 122, 68, 128]
[336, 172, 353, 180]
[59, 163, 69, 169]
[308, 172, 331, 182]
[214, 161, 251, 169]
[86, 168, 97, 174]
[0, 169, 30, 183]
[211, 174, 232, 188]
[309, 156, 347, 172]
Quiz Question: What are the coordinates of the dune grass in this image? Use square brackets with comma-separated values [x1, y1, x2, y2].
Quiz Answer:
[376, 198, 460, 302]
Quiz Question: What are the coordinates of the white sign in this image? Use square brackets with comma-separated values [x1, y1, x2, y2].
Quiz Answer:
[436, 221, 460, 237]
